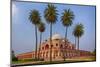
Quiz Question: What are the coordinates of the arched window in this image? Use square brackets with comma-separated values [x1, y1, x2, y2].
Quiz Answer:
[45, 44, 49, 49]
[72, 46, 75, 50]
[56, 43, 58, 46]
[46, 51, 48, 58]
[51, 45, 53, 48]
[60, 44, 63, 48]
[42, 47, 44, 50]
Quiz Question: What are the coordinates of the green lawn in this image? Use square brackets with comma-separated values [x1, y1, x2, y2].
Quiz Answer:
[12, 56, 96, 66]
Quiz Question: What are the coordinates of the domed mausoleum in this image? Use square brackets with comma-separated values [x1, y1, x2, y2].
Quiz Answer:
[16, 34, 93, 61]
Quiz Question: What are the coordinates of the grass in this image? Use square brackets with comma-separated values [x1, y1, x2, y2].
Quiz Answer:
[12, 58, 44, 64]
[12, 56, 96, 66]
[12, 60, 33, 64]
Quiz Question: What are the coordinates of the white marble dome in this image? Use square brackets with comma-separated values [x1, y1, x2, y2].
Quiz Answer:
[52, 34, 62, 40]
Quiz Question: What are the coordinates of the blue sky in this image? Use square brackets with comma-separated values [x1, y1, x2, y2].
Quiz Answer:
[12, 1, 96, 55]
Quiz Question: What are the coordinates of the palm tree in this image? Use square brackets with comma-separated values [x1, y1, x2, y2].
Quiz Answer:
[12, 50, 18, 61]
[29, 10, 41, 59]
[73, 23, 84, 50]
[44, 4, 58, 62]
[73, 27, 77, 49]
[38, 22, 45, 59]
[61, 9, 74, 61]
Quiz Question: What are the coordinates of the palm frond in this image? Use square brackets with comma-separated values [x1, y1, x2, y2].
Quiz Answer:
[29, 10, 41, 25]
[61, 9, 74, 27]
[38, 22, 45, 32]
[44, 4, 58, 24]
[73, 23, 84, 37]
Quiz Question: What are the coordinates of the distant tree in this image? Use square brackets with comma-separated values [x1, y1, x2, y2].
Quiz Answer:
[73, 26, 77, 49]
[73, 23, 84, 50]
[12, 50, 18, 61]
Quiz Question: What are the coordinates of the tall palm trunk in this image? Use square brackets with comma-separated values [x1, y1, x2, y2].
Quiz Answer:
[38, 32, 42, 59]
[50, 23, 52, 62]
[77, 37, 79, 50]
[75, 37, 76, 49]
[35, 25, 38, 59]
[64, 26, 68, 61]
[77, 37, 80, 57]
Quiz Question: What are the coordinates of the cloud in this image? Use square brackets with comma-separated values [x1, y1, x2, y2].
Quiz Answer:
[12, 3, 20, 24]
[12, 3, 18, 16]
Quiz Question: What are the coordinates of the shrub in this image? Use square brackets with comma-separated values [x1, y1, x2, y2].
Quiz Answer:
[12, 57, 18, 61]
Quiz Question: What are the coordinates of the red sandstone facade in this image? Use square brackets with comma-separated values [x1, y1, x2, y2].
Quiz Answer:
[16, 34, 94, 61]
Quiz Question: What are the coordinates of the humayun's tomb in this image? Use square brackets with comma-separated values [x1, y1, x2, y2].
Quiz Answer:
[16, 34, 94, 61]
